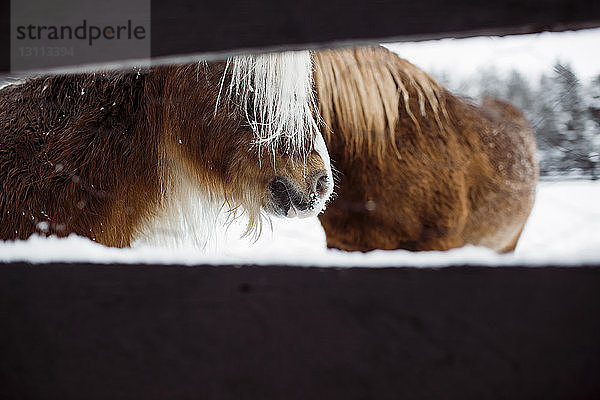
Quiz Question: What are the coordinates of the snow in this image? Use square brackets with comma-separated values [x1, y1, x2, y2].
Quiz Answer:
[516, 180, 600, 259]
[1, 181, 599, 266]
[384, 28, 600, 84]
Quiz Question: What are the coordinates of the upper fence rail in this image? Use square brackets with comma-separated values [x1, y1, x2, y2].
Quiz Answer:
[1, 0, 600, 75]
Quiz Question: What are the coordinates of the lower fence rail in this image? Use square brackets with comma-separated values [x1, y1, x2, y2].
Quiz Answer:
[1, 263, 599, 399]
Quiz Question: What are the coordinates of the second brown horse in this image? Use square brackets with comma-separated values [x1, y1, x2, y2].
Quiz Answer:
[314, 47, 538, 253]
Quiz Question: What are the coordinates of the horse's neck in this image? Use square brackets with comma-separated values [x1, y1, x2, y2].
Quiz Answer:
[132, 64, 250, 250]
[131, 156, 238, 250]
[131, 165, 219, 248]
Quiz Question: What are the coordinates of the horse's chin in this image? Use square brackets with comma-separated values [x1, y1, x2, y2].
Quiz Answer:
[285, 203, 322, 219]
[264, 203, 321, 220]
[264, 197, 326, 220]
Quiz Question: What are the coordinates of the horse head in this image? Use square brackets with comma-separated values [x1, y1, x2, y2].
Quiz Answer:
[152, 50, 333, 239]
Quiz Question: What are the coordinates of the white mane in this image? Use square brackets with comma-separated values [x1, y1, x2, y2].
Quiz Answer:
[220, 50, 320, 155]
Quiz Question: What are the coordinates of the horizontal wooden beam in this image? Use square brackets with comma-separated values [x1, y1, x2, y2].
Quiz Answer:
[1, 0, 600, 74]
[151, 0, 600, 56]
[1, 263, 599, 399]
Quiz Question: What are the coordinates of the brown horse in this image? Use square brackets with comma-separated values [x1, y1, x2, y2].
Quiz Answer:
[0, 52, 333, 248]
[314, 46, 538, 253]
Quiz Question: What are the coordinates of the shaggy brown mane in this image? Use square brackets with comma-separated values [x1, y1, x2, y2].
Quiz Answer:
[314, 47, 449, 162]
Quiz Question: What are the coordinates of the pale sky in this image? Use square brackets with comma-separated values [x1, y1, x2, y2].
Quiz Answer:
[384, 28, 600, 83]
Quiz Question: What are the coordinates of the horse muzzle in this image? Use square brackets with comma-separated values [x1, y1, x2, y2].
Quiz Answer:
[267, 172, 331, 218]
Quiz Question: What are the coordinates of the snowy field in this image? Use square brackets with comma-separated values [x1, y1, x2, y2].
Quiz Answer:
[1, 181, 599, 266]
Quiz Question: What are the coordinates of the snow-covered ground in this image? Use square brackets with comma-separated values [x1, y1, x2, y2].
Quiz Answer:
[1, 181, 599, 266]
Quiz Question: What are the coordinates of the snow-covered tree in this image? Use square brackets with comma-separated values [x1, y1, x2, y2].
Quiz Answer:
[583, 74, 600, 179]
[420, 62, 600, 179]
[505, 69, 534, 119]
[533, 74, 563, 175]
[586, 74, 600, 128]
[476, 67, 504, 99]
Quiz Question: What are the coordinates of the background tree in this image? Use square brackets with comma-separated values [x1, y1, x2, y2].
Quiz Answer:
[435, 63, 600, 179]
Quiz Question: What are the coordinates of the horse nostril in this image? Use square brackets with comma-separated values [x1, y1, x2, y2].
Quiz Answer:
[269, 176, 319, 217]
[313, 172, 330, 198]
[269, 178, 292, 214]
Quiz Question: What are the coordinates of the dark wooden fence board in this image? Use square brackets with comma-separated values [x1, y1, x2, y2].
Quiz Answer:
[1, 263, 599, 399]
[151, 0, 600, 58]
[0, 0, 8, 73]
[2, 0, 600, 74]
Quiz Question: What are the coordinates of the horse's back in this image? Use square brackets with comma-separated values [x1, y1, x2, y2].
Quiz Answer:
[0, 72, 154, 245]
[459, 97, 538, 252]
